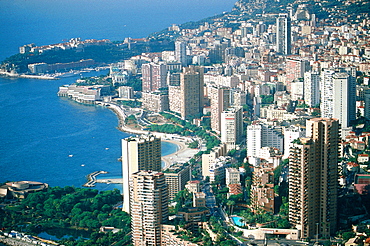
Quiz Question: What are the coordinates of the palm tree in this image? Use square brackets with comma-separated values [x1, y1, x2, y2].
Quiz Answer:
[226, 200, 236, 215]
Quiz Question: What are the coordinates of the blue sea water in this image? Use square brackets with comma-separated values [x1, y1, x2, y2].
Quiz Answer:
[0, 72, 127, 188]
[0, 71, 181, 190]
[0, 0, 236, 61]
[0, 0, 235, 189]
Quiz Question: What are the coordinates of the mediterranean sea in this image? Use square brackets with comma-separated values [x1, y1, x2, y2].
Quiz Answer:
[0, 71, 181, 191]
[0, 0, 236, 190]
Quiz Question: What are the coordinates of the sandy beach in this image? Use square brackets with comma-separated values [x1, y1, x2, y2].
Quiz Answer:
[106, 104, 199, 169]
[161, 138, 199, 169]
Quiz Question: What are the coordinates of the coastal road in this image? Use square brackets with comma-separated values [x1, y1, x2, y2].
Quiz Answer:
[203, 183, 217, 212]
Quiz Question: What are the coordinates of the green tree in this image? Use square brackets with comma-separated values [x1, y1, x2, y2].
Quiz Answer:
[342, 231, 356, 242]
[260, 95, 274, 104]
[226, 200, 236, 215]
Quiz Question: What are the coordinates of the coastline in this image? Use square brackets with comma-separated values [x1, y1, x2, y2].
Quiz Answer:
[161, 138, 199, 169]
[106, 103, 199, 170]
[0, 71, 57, 80]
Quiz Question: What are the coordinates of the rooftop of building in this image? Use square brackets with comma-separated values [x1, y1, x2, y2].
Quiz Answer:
[163, 162, 190, 174]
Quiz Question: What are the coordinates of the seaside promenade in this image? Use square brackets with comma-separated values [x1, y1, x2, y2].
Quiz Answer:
[106, 103, 199, 169]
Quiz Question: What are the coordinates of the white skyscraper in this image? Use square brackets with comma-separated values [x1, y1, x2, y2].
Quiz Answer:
[175, 40, 187, 67]
[262, 125, 284, 153]
[320, 69, 336, 119]
[304, 71, 320, 107]
[276, 13, 291, 55]
[121, 135, 162, 214]
[247, 122, 284, 160]
[247, 123, 262, 158]
[321, 67, 356, 127]
[283, 125, 306, 159]
[210, 86, 230, 133]
[221, 106, 243, 151]
[290, 80, 304, 101]
[333, 73, 356, 127]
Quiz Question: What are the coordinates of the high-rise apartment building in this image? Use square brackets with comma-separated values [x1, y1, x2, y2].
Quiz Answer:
[364, 89, 370, 120]
[168, 85, 182, 114]
[221, 106, 243, 151]
[230, 89, 247, 107]
[283, 125, 306, 159]
[209, 86, 230, 133]
[285, 58, 310, 84]
[209, 44, 225, 64]
[169, 66, 204, 119]
[289, 118, 339, 239]
[320, 69, 336, 119]
[304, 71, 320, 107]
[247, 122, 284, 159]
[181, 66, 204, 119]
[175, 40, 187, 67]
[290, 80, 304, 101]
[167, 72, 180, 86]
[276, 13, 291, 55]
[118, 86, 134, 99]
[163, 163, 191, 200]
[130, 171, 168, 246]
[202, 144, 227, 180]
[289, 137, 318, 238]
[321, 67, 356, 127]
[121, 135, 162, 213]
[246, 123, 262, 158]
[333, 73, 356, 128]
[253, 21, 267, 37]
[142, 91, 169, 113]
[142, 62, 168, 92]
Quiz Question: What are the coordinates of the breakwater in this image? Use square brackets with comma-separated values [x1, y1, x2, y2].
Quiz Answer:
[96, 178, 123, 184]
[0, 71, 57, 80]
[83, 171, 108, 187]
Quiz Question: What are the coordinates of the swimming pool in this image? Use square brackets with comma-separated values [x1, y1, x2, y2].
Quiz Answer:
[231, 216, 245, 227]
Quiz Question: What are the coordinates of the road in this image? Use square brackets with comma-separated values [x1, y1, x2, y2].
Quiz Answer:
[202, 183, 217, 213]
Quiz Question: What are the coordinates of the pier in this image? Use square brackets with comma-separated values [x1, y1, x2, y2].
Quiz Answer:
[96, 178, 123, 184]
[83, 171, 108, 187]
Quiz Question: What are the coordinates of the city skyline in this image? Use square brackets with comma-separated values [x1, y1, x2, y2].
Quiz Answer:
[1, 0, 370, 245]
